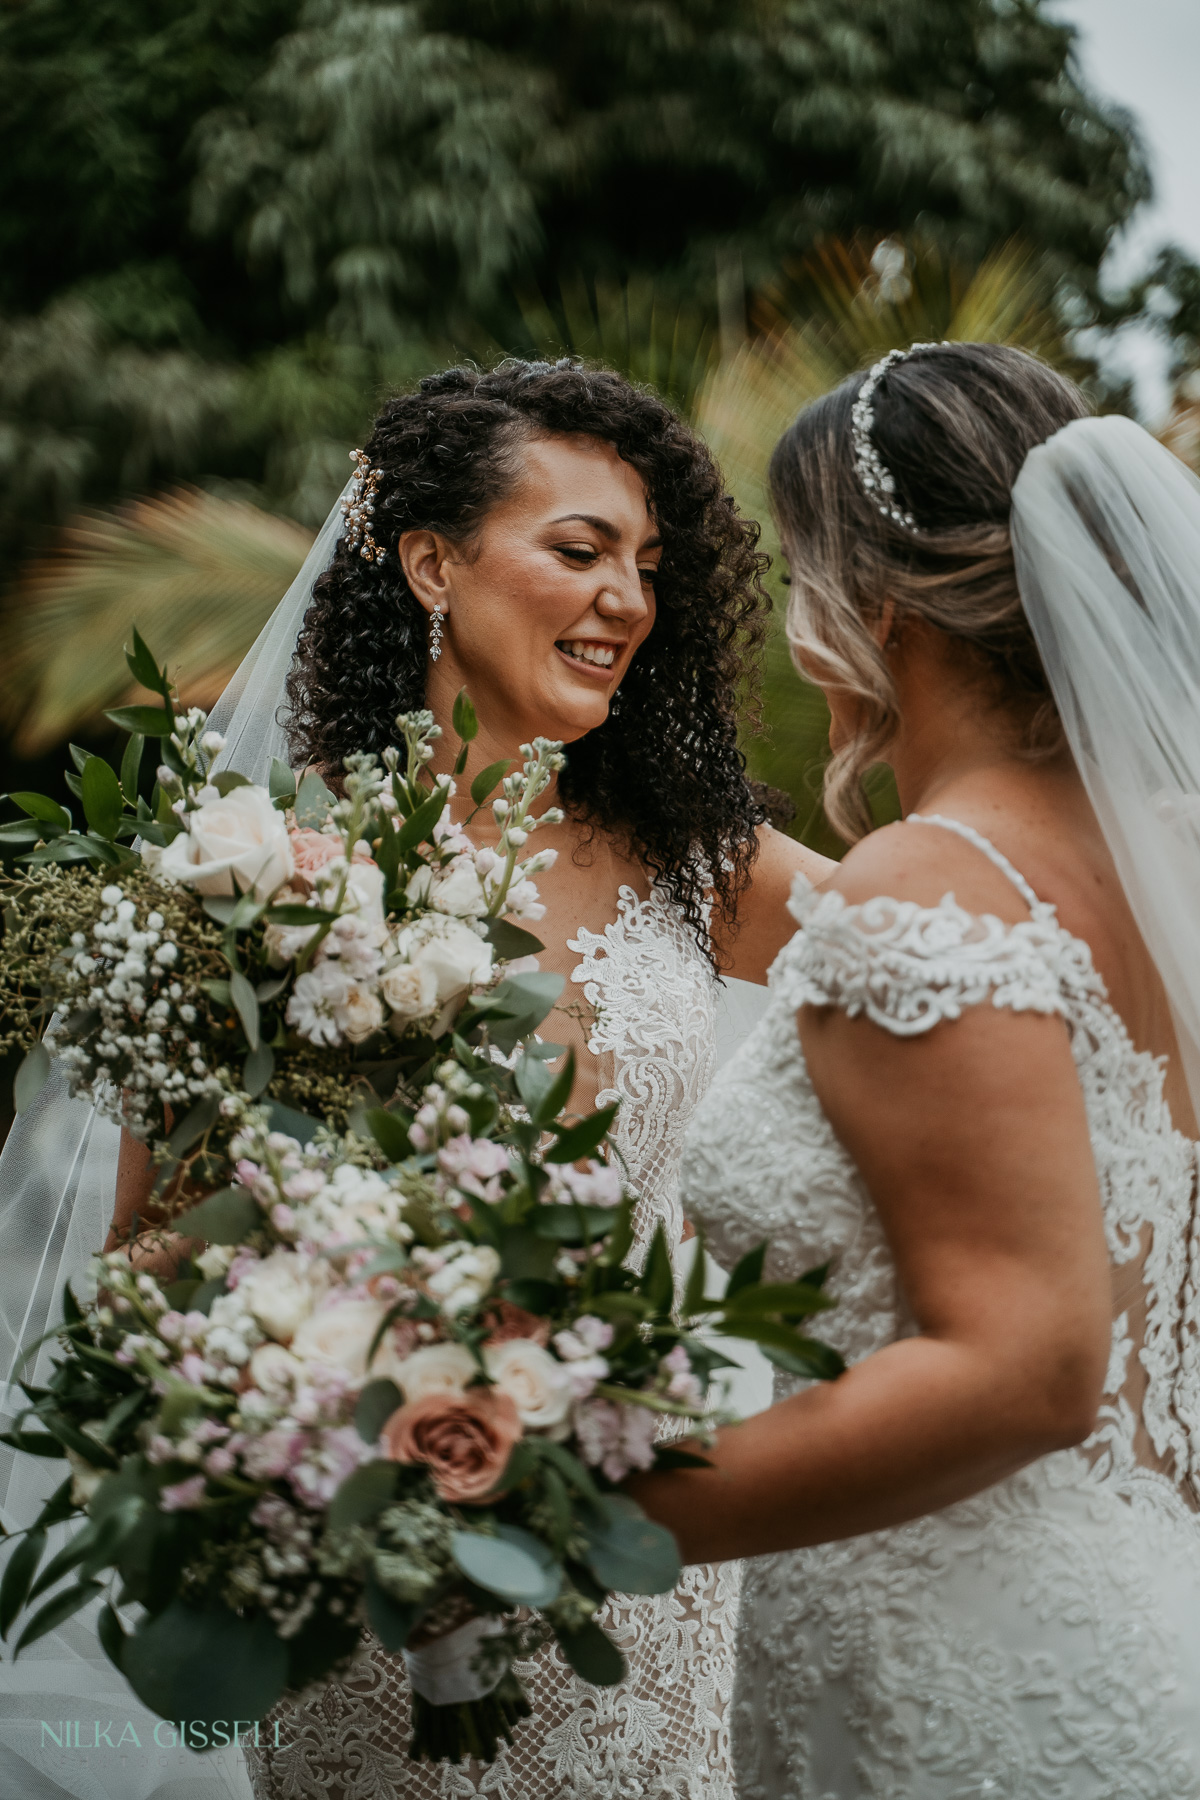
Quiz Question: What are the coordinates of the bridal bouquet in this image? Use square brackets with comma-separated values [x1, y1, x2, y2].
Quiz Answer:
[0, 1070, 842, 1762]
[0, 628, 844, 1765]
[0, 629, 565, 1158]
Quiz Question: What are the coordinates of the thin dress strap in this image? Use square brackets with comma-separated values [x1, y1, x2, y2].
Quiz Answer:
[905, 811, 1044, 915]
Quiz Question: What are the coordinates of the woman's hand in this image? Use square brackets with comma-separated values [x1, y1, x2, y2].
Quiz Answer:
[626, 831, 1112, 1564]
[106, 1126, 201, 1283]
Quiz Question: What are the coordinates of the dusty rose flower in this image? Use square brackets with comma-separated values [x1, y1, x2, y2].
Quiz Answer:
[484, 1302, 551, 1348]
[288, 828, 342, 892]
[380, 1389, 521, 1503]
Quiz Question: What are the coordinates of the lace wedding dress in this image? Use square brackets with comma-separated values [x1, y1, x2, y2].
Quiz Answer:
[248, 884, 760, 1800]
[682, 815, 1200, 1800]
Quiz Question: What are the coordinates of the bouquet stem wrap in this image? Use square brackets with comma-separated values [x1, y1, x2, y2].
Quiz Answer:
[403, 1616, 505, 1704]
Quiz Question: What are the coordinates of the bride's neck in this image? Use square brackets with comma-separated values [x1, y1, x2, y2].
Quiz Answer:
[883, 627, 1071, 817]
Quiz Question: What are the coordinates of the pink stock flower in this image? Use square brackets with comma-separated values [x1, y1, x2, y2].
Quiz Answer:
[437, 1135, 510, 1202]
[239, 1427, 306, 1482]
[288, 1426, 368, 1508]
[574, 1398, 658, 1483]
[159, 1474, 207, 1512]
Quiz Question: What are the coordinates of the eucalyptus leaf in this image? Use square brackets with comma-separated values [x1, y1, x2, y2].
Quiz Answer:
[125, 627, 167, 696]
[451, 689, 478, 742]
[81, 757, 123, 840]
[554, 1618, 626, 1686]
[364, 1573, 421, 1651]
[213, 771, 252, 796]
[543, 1104, 618, 1165]
[13, 1578, 103, 1654]
[174, 1186, 259, 1245]
[363, 1108, 412, 1162]
[294, 770, 335, 827]
[328, 1460, 398, 1532]
[725, 1240, 767, 1298]
[161, 1099, 218, 1164]
[103, 705, 174, 736]
[264, 1100, 321, 1146]
[469, 758, 512, 806]
[98, 1600, 126, 1671]
[269, 759, 297, 803]
[229, 969, 260, 1050]
[482, 917, 545, 960]
[0, 1528, 45, 1639]
[396, 784, 448, 854]
[243, 1041, 274, 1097]
[9, 791, 71, 830]
[354, 1379, 402, 1445]
[579, 1495, 680, 1596]
[638, 1220, 674, 1315]
[121, 1599, 288, 1726]
[120, 732, 145, 803]
[450, 1527, 562, 1607]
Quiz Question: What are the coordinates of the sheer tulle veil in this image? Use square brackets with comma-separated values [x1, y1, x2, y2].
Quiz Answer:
[1011, 414, 1200, 1121]
[0, 481, 352, 1800]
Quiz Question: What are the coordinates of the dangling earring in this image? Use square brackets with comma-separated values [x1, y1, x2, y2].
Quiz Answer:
[429, 606, 445, 662]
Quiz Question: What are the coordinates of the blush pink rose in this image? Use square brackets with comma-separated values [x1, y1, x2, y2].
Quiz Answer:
[288, 829, 343, 893]
[380, 1389, 522, 1504]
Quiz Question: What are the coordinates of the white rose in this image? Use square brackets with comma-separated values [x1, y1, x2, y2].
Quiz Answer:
[338, 982, 384, 1044]
[238, 1252, 317, 1343]
[409, 917, 494, 1003]
[344, 858, 386, 927]
[290, 1299, 395, 1381]
[157, 785, 294, 901]
[392, 1340, 477, 1402]
[248, 1342, 304, 1395]
[483, 1338, 572, 1435]
[430, 860, 487, 918]
[380, 959, 438, 1025]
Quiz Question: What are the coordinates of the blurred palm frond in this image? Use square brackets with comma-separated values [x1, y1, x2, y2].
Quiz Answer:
[698, 236, 1075, 850]
[2, 488, 313, 753]
[515, 273, 718, 417]
[698, 234, 1068, 536]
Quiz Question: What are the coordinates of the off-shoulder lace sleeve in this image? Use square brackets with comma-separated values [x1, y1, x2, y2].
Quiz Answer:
[769, 876, 1069, 1036]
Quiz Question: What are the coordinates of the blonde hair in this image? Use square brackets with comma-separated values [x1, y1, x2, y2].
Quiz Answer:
[769, 342, 1090, 840]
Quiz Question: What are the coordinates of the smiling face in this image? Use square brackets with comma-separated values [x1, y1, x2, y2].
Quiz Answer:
[399, 433, 661, 748]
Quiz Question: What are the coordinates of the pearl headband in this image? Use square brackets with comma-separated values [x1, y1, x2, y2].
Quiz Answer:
[850, 341, 946, 531]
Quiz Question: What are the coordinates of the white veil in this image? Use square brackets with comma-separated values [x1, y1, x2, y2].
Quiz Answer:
[0, 483, 351, 1799]
[1011, 414, 1200, 1119]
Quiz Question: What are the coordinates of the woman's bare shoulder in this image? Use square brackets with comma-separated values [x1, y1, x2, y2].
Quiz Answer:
[717, 827, 836, 983]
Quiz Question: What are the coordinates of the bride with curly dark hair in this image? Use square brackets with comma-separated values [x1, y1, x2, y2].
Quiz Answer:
[240, 357, 832, 1799]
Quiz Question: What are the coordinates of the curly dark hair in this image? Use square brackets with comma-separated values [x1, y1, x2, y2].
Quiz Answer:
[284, 358, 771, 961]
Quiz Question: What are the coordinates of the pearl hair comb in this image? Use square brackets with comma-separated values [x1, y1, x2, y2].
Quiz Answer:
[341, 449, 386, 563]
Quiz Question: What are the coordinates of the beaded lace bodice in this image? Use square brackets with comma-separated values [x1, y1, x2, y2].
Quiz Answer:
[681, 814, 1200, 1800]
[248, 884, 739, 1800]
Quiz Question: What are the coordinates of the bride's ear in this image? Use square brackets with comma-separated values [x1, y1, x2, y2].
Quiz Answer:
[399, 529, 454, 615]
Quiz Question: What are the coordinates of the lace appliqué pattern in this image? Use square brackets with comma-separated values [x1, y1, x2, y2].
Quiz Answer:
[247, 885, 738, 1800]
[682, 840, 1200, 1800]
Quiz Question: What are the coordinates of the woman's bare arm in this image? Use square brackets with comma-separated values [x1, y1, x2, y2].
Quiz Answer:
[716, 825, 836, 985]
[627, 840, 1112, 1562]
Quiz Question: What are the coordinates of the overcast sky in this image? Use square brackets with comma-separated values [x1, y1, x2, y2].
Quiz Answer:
[1048, 0, 1200, 416]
